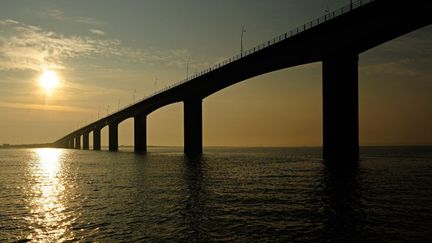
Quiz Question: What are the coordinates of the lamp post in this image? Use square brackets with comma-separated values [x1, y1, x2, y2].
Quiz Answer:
[133, 89, 136, 103]
[186, 57, 190, 80]
[325, 5, 329, 21]
[241, 26, 246, 57]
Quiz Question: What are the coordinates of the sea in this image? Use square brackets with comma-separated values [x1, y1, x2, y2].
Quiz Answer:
[0, 146, 431, 242]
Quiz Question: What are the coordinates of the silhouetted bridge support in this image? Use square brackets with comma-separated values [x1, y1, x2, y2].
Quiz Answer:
[52, 0, 430, 162]
[134, 114, 147, 152]
[93, 129, 101, 150]
[83, 132, 89, 150]
[323, 53, 359, 161]
[109, 123, 118, 151]
[75, 135, 81, 149]
[184, 99, 203, 155]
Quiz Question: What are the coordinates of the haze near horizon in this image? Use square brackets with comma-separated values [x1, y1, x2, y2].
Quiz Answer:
[0, 0, 431, 147]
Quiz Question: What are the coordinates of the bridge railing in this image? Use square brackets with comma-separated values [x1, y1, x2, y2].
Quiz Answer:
[96, 0, 375, 124]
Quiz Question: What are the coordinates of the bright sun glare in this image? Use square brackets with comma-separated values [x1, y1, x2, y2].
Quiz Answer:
[39, 70, 60, 93]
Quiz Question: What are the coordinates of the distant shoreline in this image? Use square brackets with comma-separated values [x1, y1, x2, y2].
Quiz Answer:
[1, 144, 432, 149]
[0, 143, 54, 149]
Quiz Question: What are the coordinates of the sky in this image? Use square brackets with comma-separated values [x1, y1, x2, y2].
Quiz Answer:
[0, 0, 431, 147]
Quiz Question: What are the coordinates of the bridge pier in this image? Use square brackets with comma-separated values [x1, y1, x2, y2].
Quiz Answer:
[322, 53, 359, 162]
[68, 139, 74, 149]
[93, 129, 101, 150]
[184, 99, 202, 155]
[75, 135, 81, 149]
[62, 140, 68, 149]
[134, 114, 147, 152]
[83, 132, 89, 150]
[58, 140, 66, 148]
[109, 123, 118, 151]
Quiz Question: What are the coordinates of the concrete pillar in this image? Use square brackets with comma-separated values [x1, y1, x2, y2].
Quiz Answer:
[83, 132, 89, 150]
[109, 123, 118, 151]
[134, 114, 147, 152]
[56, 141, 63, 148]
[56, 141, 64, 148]
[322, 53, 359, 162]
[184, 99, 202, 155]
[93, 128, 101, 150]
[69, 139, 74, 149]
[75, 135, 81, 149]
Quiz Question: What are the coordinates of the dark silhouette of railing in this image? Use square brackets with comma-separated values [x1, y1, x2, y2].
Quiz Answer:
[99, 0, 375, 121]
[55, 0, 431, 161]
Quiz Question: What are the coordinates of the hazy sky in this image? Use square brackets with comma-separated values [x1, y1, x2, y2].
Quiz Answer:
[0, 0, 431, 147]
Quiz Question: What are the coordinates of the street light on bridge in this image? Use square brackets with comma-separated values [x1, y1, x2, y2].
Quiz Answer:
[241, 26, 246, 57]
[133, 89, 136, 103]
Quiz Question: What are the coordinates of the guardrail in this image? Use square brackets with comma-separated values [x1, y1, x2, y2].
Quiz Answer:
[92, 0, 375, 129]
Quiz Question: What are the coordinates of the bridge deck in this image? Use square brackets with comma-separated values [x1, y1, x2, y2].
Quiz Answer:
[55, 0, 431, 145]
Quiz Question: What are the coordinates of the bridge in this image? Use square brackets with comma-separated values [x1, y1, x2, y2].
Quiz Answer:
[53, 0, 431, 161]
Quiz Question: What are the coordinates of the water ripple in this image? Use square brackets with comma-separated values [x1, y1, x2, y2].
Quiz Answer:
[0, 147, 431, 241]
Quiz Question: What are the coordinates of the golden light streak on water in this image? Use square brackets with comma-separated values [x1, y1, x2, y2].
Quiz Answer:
[25, 148, 74, 242]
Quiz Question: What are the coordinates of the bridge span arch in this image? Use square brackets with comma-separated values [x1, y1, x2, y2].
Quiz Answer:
[54, 0, 431, 162]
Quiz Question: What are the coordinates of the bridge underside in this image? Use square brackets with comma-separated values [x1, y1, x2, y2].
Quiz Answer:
[53, 0, 431, 163]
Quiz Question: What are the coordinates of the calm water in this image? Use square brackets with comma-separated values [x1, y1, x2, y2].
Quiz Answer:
[0, 147, 431, 242]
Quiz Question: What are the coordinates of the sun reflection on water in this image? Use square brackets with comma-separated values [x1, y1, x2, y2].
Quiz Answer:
[37, 148, 61, 178]
[26, 148, 74, 242]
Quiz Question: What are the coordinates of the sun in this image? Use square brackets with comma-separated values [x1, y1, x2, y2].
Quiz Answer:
[39, 70, 60, 93]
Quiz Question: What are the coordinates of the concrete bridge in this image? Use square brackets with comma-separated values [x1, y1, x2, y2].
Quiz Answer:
[53, 0, 431, 161]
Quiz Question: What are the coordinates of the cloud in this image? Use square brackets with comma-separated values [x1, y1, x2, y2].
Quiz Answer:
[0, 101, 92, 113]
[73, 17, 102, 26]
[379, 32, 432, 55]
[0, 19, 19, 25]
[89, 29, 106, 35]
[362, 60, 418, 76]
[361, 29, 432, 79]
[0, 18, 223, 79]
[34, 8, 103, 26]
[0, 19, 123, 71]
[361, 58, 432, 80]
